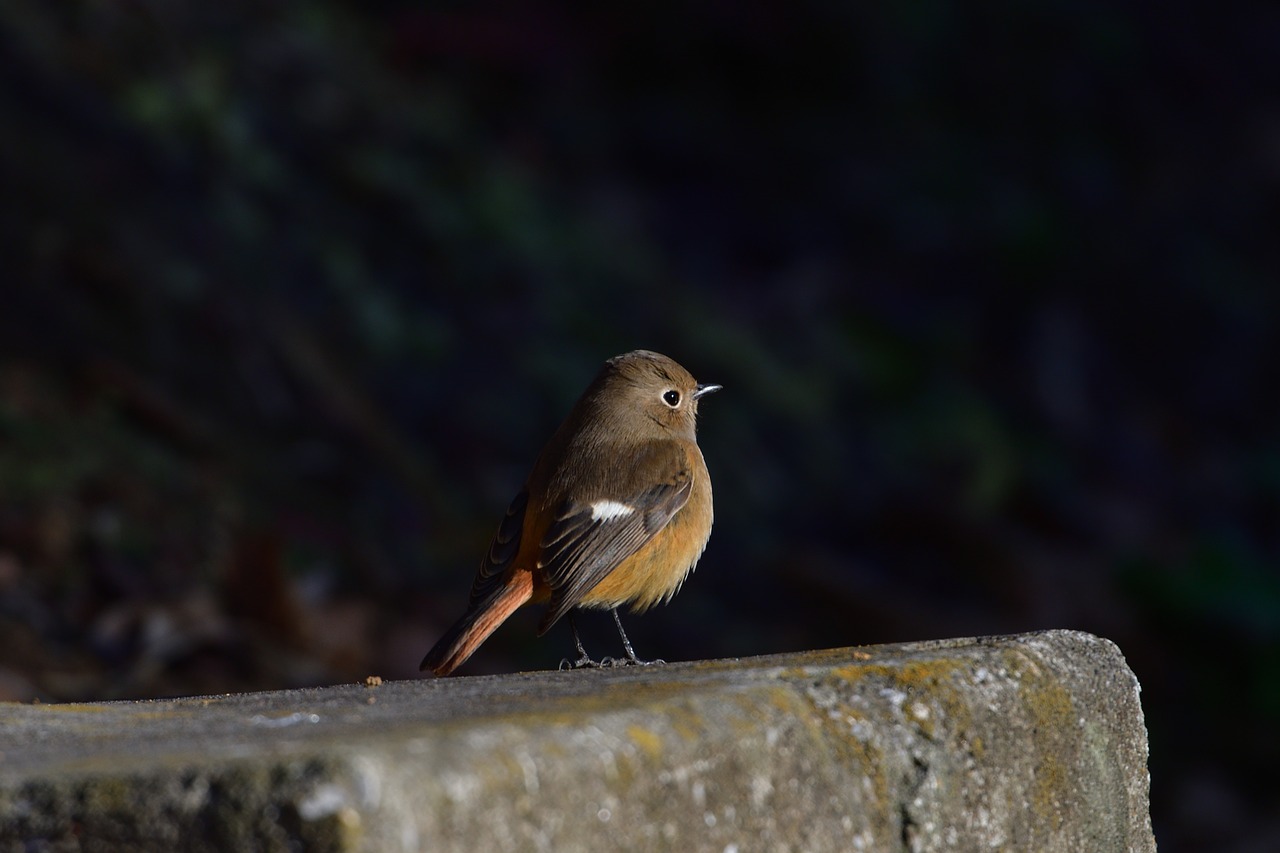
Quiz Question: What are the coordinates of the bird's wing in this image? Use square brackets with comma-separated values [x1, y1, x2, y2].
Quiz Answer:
[468, 487, 529, 607]
[535, 441, 693, 633]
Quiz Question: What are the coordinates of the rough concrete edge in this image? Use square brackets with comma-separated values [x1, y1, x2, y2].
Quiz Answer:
[0, 630, 1156, 852]
[1026, 630, 1155, 850]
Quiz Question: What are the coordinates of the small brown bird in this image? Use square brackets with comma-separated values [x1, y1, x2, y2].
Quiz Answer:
[420, 350, 719, 676]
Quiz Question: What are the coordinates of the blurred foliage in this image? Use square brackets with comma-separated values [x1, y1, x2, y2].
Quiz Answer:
[1, 1, 1278, 849]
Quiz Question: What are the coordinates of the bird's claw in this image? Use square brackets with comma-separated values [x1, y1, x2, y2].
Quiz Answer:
[601, 656, 666, 667]
[559, 655, 603, 670]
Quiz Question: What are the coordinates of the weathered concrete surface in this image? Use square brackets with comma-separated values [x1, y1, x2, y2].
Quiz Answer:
[0, 630, 1153, 852]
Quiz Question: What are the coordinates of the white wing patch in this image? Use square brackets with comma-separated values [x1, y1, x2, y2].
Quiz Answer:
[590, 500, 635, 522]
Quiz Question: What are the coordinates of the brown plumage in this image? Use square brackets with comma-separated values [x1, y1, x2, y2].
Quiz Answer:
[420, 350, 719, 676]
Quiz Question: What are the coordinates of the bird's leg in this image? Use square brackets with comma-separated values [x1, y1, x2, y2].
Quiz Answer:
[608, 607, 665, 666]
[559, 612, 602, 670]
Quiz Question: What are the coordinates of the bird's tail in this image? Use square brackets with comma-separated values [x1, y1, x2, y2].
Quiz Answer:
[419, 571, 534, 676]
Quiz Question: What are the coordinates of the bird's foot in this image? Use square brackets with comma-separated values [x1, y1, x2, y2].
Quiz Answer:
[559, 654, 603, 670]
[601, 655, 666, 668]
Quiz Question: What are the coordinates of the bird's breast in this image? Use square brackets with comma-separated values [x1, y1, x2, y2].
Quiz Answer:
[578, 450, 713, 611]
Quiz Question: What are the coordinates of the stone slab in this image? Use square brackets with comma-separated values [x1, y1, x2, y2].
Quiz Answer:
[0, 630, 1154, 852]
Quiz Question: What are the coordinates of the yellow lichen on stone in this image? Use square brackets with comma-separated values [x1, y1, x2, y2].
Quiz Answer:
[1028, 680, 1075, 828]
[1004, 648, 1077, 830]
[627, 725, 664, 762]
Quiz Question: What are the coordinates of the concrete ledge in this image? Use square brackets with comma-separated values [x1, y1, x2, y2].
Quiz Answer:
[0, 630, 1154, 852]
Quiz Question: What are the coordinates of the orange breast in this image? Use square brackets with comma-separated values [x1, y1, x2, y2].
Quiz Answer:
[576, 449, 713, 612]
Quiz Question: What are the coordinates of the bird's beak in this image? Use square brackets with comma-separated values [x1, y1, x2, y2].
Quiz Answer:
[693, 383, 723, 400]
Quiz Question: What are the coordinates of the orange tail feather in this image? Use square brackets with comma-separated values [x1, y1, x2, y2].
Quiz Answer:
[420, 571, 534, 676]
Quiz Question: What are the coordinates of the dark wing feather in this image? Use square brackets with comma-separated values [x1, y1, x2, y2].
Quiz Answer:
[536, 472, 692, 634]
[468, 487, 528, 607]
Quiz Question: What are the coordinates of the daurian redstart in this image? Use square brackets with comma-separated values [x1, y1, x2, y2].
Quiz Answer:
[420, 350, 719, 676]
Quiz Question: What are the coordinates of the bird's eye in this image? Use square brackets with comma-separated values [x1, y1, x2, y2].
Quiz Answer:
[662, 389, 681, 407]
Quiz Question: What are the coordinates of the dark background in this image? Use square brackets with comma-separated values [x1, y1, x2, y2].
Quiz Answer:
[2, 2, 1277, 849]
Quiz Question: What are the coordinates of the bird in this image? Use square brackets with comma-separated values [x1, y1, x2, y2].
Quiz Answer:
[420, 349, 719, 676]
